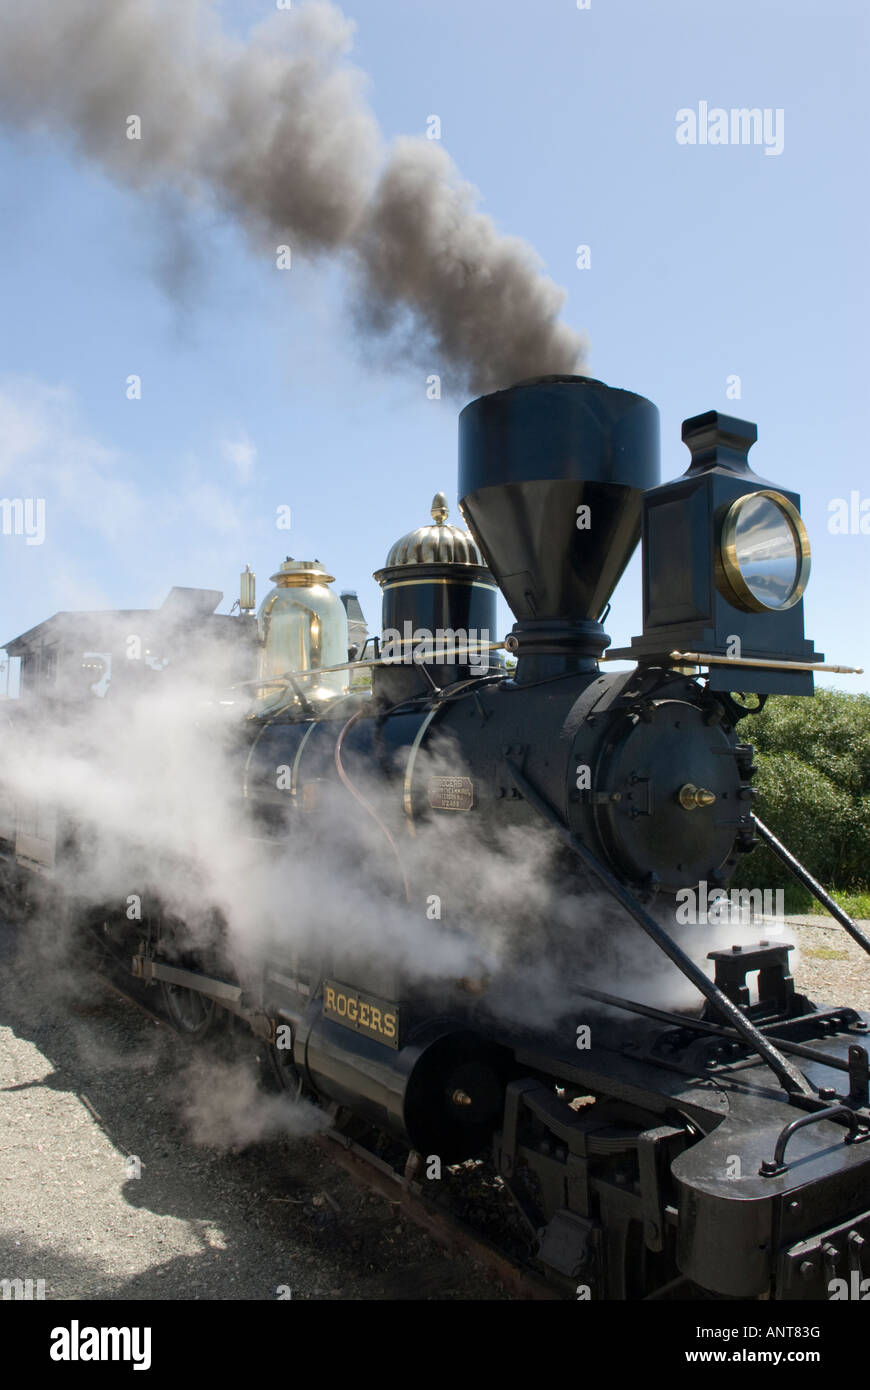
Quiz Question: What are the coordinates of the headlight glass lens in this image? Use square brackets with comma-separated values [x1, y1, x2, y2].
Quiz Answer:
[719, 490, 811, 612]
[733, 495, 799, 607]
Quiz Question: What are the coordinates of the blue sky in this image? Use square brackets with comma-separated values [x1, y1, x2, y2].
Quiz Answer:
[1, 0, 867, 695]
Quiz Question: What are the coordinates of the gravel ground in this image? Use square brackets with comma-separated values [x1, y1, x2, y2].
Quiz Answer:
[1, 912, 867, 1304]
[767, 914, 870, 1012]
[0, 917, 503, 1302]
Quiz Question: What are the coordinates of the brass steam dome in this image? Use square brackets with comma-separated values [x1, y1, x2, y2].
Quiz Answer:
[254, 554, 349, 713]
[381, 493, 486, 568]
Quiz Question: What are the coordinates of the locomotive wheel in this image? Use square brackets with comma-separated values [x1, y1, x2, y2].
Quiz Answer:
[160, 979, 220, 1039]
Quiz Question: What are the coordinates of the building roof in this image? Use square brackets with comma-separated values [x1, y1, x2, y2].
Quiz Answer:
[4, 587, 224, 655]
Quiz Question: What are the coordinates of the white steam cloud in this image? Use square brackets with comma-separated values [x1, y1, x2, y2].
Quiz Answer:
[1, 630, 767, 1147]
[2, 647, 726, 1036]
[177, 1057, 330, 1149]
[0, 0, 586, 394]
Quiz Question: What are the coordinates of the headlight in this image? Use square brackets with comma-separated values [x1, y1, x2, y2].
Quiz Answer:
[717, 489, 811, 613]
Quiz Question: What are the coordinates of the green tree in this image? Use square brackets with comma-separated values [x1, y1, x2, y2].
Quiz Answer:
[731, 687, 870, 904]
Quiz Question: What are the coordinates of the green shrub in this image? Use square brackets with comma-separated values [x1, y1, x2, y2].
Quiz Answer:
[731, 687, 870, 903]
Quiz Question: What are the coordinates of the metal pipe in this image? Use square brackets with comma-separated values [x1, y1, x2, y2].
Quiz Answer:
[753, 816, 870, 960]
[566, 980, 854, 1075]
[665, 650, 862, 675]
[334, 709, 411, 902]
[231, 642, 507, 689]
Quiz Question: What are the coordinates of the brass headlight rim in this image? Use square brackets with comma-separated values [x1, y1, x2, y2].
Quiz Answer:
[717, 488, 811, 614]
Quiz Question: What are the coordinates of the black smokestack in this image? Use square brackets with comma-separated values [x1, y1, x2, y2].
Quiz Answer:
[0, 0, 586, 396]
[458, 376, 660, 679]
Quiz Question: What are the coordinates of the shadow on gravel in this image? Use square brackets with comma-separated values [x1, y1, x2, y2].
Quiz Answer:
[0, 916, 499, 1301]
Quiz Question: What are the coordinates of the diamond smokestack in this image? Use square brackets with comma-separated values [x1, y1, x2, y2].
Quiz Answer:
[458, 376, 660, 680]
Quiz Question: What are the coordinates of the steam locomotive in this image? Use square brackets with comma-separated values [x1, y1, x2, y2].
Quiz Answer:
[4, 375, 870, 1301]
